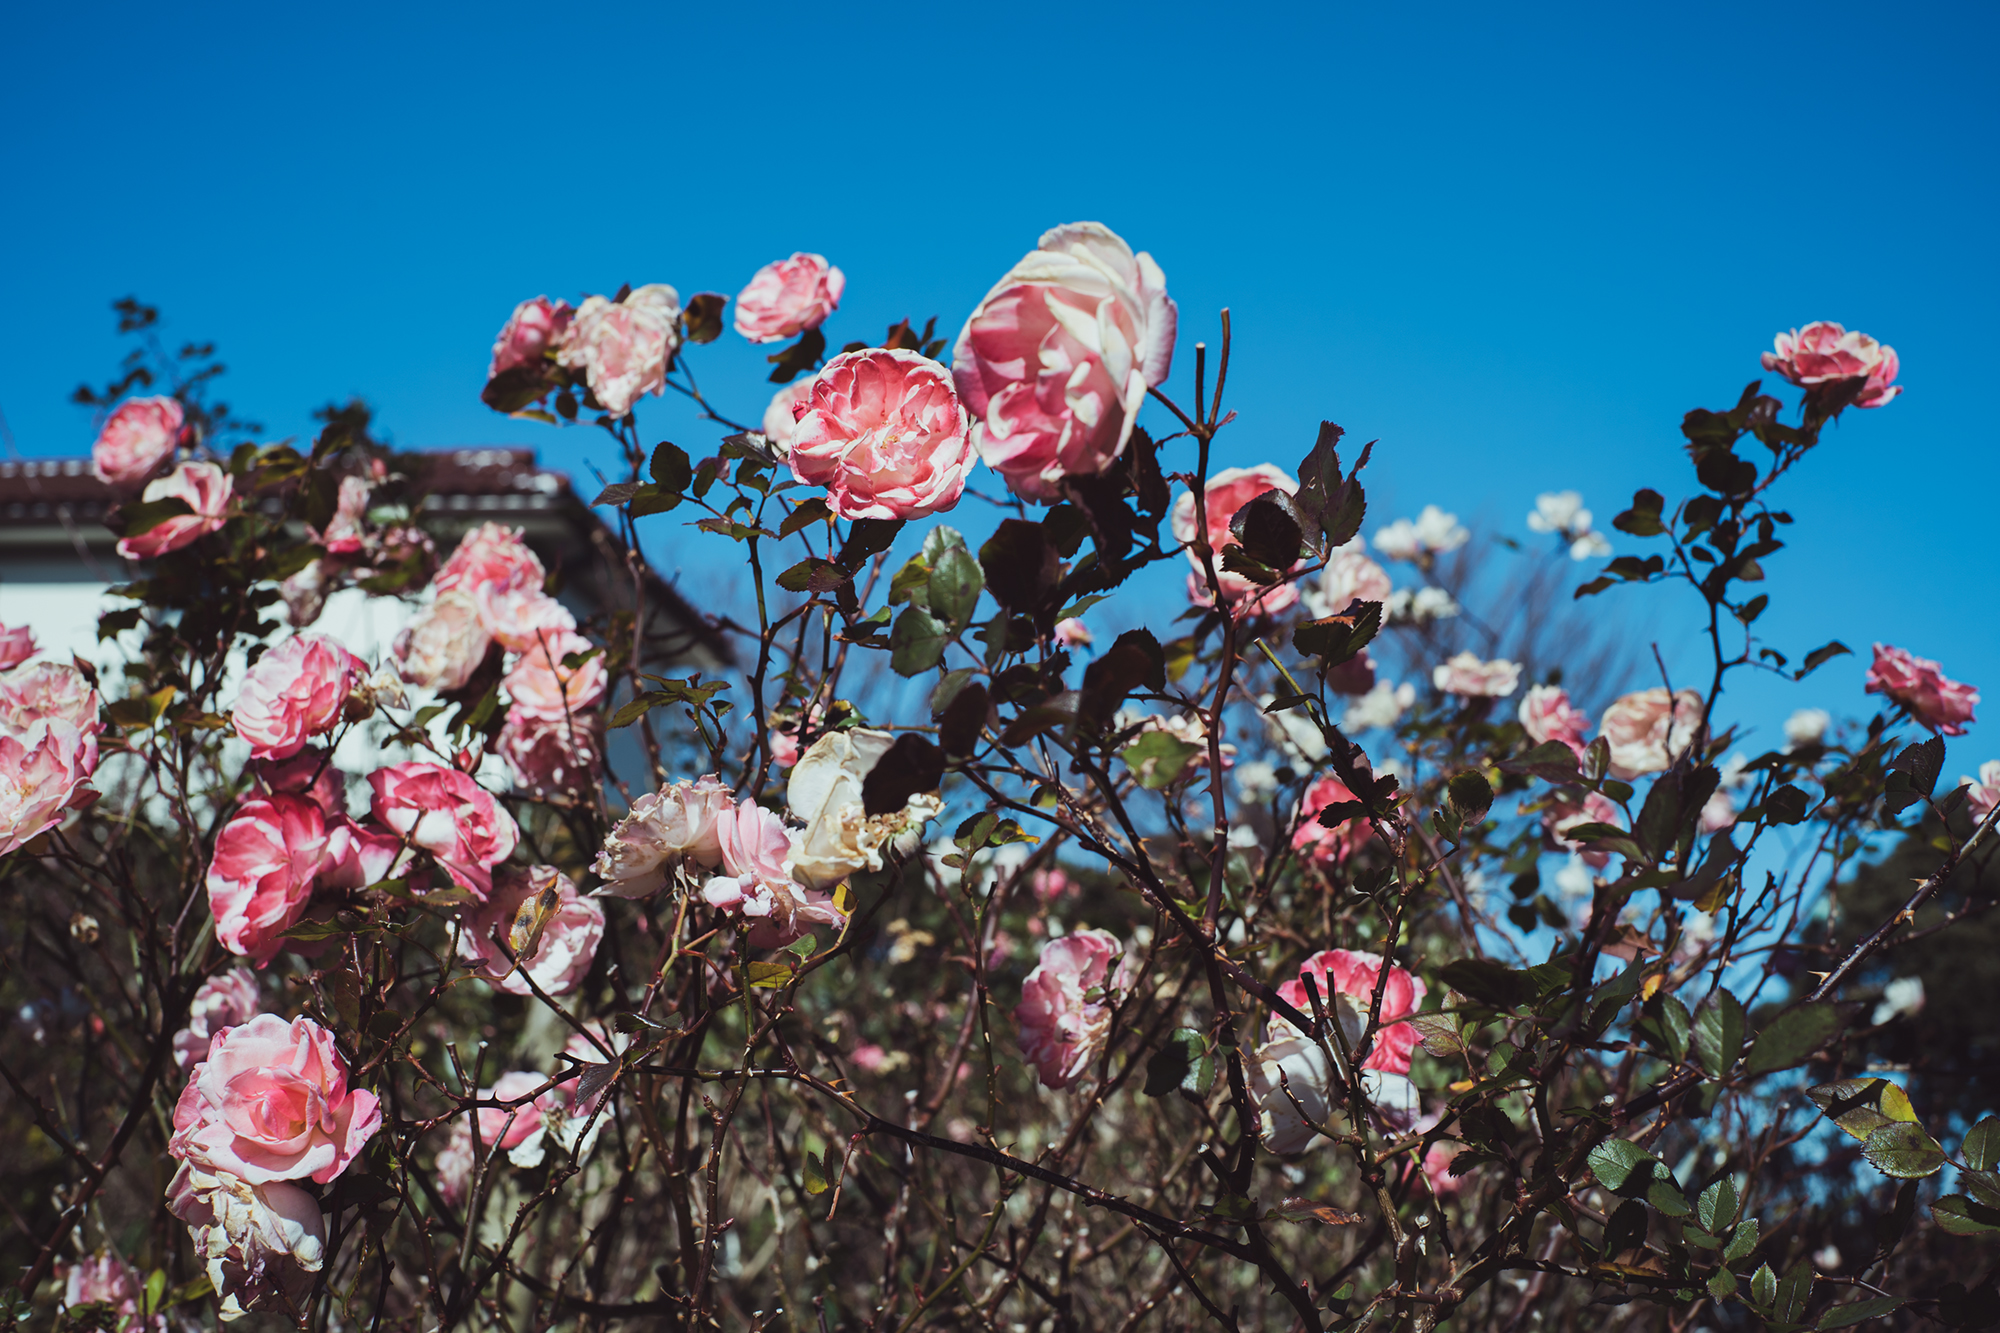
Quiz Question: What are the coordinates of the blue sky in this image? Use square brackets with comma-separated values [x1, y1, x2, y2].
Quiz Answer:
[2, 0, 1994, 765]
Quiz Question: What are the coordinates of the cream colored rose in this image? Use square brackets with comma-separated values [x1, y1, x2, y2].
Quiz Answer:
[786, 729, 942, 889]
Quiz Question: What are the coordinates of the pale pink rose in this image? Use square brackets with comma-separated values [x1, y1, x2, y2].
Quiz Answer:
[1960, 761, 2000, 826]
[953, 222, 1177, 502]
[1548, 791, 1626, 869]
[457, 865, 604, 996]
[434, 1069, 556, 1204]
[167, 1161, 325, 1319]
[1600, 687, 1706, 778]
[92, 396, 184, 490]
[206, 795, 329, 960]
[56, 1252, 154, 1331]
[174, 968, 263, 1072]
[311, 475, 371, 554]
[593, 775, 733, 896]
[0, 720, 94, 856]
[1432, 652, 1521, 699]
[1030, 866, 1073, 905]
[502, 629, 606, 719]
[170, 1012, 381, 1184]
[1170, 464, 1303, 614]
[556, 285, 681, 418]
[1518, 684, 1591, 758]
[1053, 617, 1092, 648]
[1422, 1139, 1464, 1197]
[482, 589, 576, 655]
[499, 709, 603, 795]
[1292, 774, 1374, 867]
[0, 623, 36, 670]
[368, 762, 518, 898]
[1279, 948, 1428, 1076]
[1306, 544, 1394, 619]
[116, 461, 233, 559]
[394, 591, 490, 693]
[318, 815, 404, 891]
[435, 522, 545, 600]
[849, 1043, 888, 1073]
[1762, 321, 1902, 407]
[1865, 643, 1979, 737]
[0, 660, 103, 771]
[734, 252, 846, 343]
[232, 634, 366, 761]
[1699, 788, 1737, 834]
[768, 728, 801, 770]
[761, 379, 814, 450]
[786, 348, 976, 520]
[700, 798, 845, 946]
[1015, 928, 1129, 1089]
[488, 296, 575, 379]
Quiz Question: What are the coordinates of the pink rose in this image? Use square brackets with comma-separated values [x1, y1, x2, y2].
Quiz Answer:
[734, 252, 846, 343]
[768, 728, 801, 770]
[1015, 928, 1129, 1089]
[1547, 791, 1626, 869]
[1761, 321, 1901, 408]
[480, 589, 575, 655]
[1518, 684, 1591, 758]
[1699, 788, 1737, 834]
[499, 709, 604, 795]
[761, 379, 814, 450]
[0, 623, 36, 670]
[433, 523, 573, 653]
[232, 634, 366, 761]
[1054, 617, 1092, 648]
[1865, 643, 1978, 737]
[556, 285, 681, 418]
[1278, 948, 1427, 1076]
[368, 762, 519, 899]
[700, 798, 845, 947]
[786, 348, 976, 520]
[457, 865, 604, 996]
[1171, 464, 1304, 614]
[468, 1070, 552, 1151]
[170, 1012, 381, 1184]
[394, 591, 492, 692]
[92, 396, 184, 490]
[319, 815, 405, 891]
[1306, 543, 1394, 619]
[206, 795, 329, 960]
[1432, 652, 1522, 699]
[312, 475, 371, 554]
[56, 1252, 154, 1331]
[167, 1161, 325, 1321]
[593, 775, 733, 896]
[488, 296, 575, 379]
[1600, 687, 1705, 778]
[0, 660, 103, 771]
[0, 720, 94, 856]
[174, 968, 263, 1072]
[953, 222, 1177, 502]
[1031, 866, 1073, 905]
[434, 1069, 556, 1204]
[1961, 761, 2000, 825]
[502, 629, 607, 719]
[116, 461, 233, 559]
[1292, 774, 1373, 867]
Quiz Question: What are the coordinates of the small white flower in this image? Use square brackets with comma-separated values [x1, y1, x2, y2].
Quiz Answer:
[1235, 760, 1280, 803]
[1784, 708, 1831, 746]
[1568, 530, 1613, 560]
[1372, 519, 1422, 562]
[1528, 491, 1587, 534]
[1717, 752, 1753, 789]
[1343, 680, 1416, 732]
[1553, 855, 1594, 902]
[1871, 976, 1925, 1026]
[1412, 504, 1469, 553]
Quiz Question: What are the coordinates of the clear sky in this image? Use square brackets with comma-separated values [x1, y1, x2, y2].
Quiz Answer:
[3, 0, 1994, 765]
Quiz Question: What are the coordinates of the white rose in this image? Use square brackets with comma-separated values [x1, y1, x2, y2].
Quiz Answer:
[787, 729, 941, 889]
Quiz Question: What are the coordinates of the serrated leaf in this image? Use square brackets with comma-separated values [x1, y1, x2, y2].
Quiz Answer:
[1794, 641, 1851, 680]
[1776, 1259, 1814, 1325]
[1120, 730, 1202, 790]
[1439, 959, 1536, 1010]
[927, 545, 984, 629]
[776, 557, 853, 594]
[1963, 1169, 2000, 1210]
[1933, 1194, 2000, 1236]
[1647, 1177, 1691, 1216]
[1751, 1262, 1777, 1310]
[889, 605, 949, 677]
[746, 960, 794, 989]
[779, 497, 833, 538]
[1144, 1029, 1213, 1097]
[1744, 1001, 1842, 1075]
[1965, 1117, 2000, 1172]
[575, 1057, 620, 1108]
[1587, 1138, 1657, 1192]
[1861, 1121, 1946, 1178]
[1724, 1217, 1760, 1264]
[1697, 1178, 1737, 1233]
[1497, 740, 1582, 784]
[1806, 1077, 1918, 1141]
[1692, 989, 1745, 1080]
[649, 441, 692, 491]
[1412, 1012, 1464, 1058]
[1266, 1197, 1362, 1226]
[1707, 1268, 1737, 1300]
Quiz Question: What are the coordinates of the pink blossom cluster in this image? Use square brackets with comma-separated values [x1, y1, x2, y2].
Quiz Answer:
[485, 285, 682, 418]
[0, 643, 103, 856]
[54, 1251, 161, 1332]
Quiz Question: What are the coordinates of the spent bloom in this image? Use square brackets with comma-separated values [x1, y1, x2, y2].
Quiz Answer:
[232, 634, 367, 761]
[168, 1162, 326, 1321]
[952, 222, 1177, 502]
[734, 252, 845, 343]
[92, 395, 184, 490]
[174, 969, 263, 1072]
[1547, 791, 1626, 869]
[1864, 643, 1978, 737]
[55, 1252, 152, 1331]
[557, 284, 681, 418]
[786, 349, 976, 520]
[1171, 464, 1303, 614]
[1015, 929, 1130, 1089]
[205, 795, 330, 962]
[499, 709, 604, 796]
[1601, 687, 1705, 778]
[788, 729, 943, 890]
[1373, 505, 1468, 562]
[700, 797, 847, 947]
[593, 775, 732, 897]
[1518, 684, 1591, 757]
[1762, 321, 1901, 408]
[457, 865, 603, 997]
[393, 590, 491, 693]
[116, 461, 233, 560]
[1433, 652, 1521, 699]
[170, 1013, 381, 1184]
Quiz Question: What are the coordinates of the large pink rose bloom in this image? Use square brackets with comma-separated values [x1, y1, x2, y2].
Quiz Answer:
[500, 709, 604, 796]
[393, 590, 492, 692]
[953, 222, 1177, 503]
[1865, 643, 1979, 737]
[786, 348, 976, 520]
[1016, 929, 1129, 1090]
[1292, 774, 1373, 867]
[174, 968, 263, 1072]
[556, 285, 681, 418]
[1518, 684, 1591, 758]
[593, 775, 732, 896]
[1762, 321, 1901, 408]
[734, 252, 845, 343]
[206, 795, 329, 961]
[1600, 687, 1705, 778]
[488, 295, 575, 379]
[232, 634, 366, 761]
[1, 660, 104, 771]
[92, 395, 184, 490]
[434, 523, 572, 654]
[457, 865, 604, 997]
[1172, 464, 1304, 614]
[0, 623, 36, 670]
[116, 461, 232, 559]
[1278, 948, 1427, 1076]
[502, 629, 607, 719]
[368, 762, 519, 898]
[171, 1013, 381, 1184]
[0, 720, 94, 856]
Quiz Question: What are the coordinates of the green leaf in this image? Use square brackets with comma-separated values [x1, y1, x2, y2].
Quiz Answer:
[1497, 740, 1582, 784]
[802, 1149, 829, 1195]
[1861, 1121, 1947, 1178]
[1412, 1012, 1465, 1058]
[1723, 1217, 1760, 1264]
[1446, 770, 1494, 822]
[766, 327, 827, 383]
[143, 1269, 166, 1318]
[1807, 1077, 1919, 1141]
[1697, 1178, 1737, 1234]
[1750, 1262, 1777, 1311]
[775, 557, 853, 594]
[779, 496, 832, 538]
[1816, 1297, 1904, 1329]
[1119, 730, 1202, 790]
[1962, 1169, 2000, 1210]
[1744, 1001, 1843, 1075]
[1706, 1268, 1737, 1301]
[1964, 1116, 2000, 1171]
[1292, 601, 1383, 666]
[1586, 1138, 1657, 1192]
[1692, 989, 1745, 1080]
[747, 960, 794, 989]
[889, 605, 949, 677]
[1657, 994, 1692, 1066]
[1143, 1028, 1214, 1097]
[1646, 1177, 1691, 1217]
[1438, 959, 1536, 1010]
[1764, 783, 1810, 825]
[649, 440, 692, 491]
[1794, 640, 1851, 681]
[926, 545, 984, 629]
[1932, 1194, 2000, 1236]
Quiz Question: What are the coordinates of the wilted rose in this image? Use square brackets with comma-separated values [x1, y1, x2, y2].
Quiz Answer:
[734, 252, 845, 343]
[170, 1012, 381, 1184]
[116, 461, 233, 559]
[1015, 929, 1130, 1089]
[368, 762, 519, 898]
[92, 396, 184, 490]
[1600, 687, 1705, 778]
[312, 475, 371, 554]
[206, 795, 329, 961]
[556, 285, 681, 418]
[787, 349, 976, 520]
[953, 222, 1176, 502]
[1762, 321, 1901, 408]
[788, 728, 942, 890]
[1171, 464, 1303, 614]
[1864, 643, 1978, 736]
[699, 798, 844, 946]
[167, 1162, 325, 1322]
[487, 296, 574, 379]
[457, 865, 604, 997]
[593, 775, 733, 897]
[55, 1252, 152, 1330]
